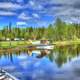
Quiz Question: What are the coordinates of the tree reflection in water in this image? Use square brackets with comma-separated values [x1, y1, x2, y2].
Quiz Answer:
[48, 44, 80, 67]
[0, 44, 80, 67]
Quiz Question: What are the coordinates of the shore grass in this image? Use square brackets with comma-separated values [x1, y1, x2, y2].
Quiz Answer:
[0, 41, 31, 49]
[0, 39, 80, 49]
[53, 39, 80, 46]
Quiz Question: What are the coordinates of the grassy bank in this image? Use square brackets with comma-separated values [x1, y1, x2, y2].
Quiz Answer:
[53, 39, 80, 46]
[0, 40, 80, 53]
[0, 39, 80, 49]
[0, 41, 31, 49]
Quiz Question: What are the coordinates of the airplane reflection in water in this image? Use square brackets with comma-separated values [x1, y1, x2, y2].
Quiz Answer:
[27, 49, 51, 58]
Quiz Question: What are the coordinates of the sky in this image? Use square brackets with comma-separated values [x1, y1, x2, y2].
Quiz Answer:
[0, 0, 80, 29]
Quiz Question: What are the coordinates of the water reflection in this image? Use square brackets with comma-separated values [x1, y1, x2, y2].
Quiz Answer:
[0, 45, 80, 79]
[0, 45, 80, 67]
[48, 44, 80, 67]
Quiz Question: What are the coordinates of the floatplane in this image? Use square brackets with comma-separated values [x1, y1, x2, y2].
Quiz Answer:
[30, 39, 54, 50]
[0, 69, 18, 80]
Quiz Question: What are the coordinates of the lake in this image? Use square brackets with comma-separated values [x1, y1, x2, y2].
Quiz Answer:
[0, 45, 80, 80]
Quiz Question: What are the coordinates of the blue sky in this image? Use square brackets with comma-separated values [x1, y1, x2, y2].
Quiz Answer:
[0, 0, 80, 29]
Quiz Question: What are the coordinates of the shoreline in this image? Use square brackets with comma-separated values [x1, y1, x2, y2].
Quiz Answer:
[53, 39, 80, 46]
[0, 40, 80, 50]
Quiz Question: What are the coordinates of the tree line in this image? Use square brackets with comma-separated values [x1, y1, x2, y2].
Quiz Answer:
[0, 18, 80, 41]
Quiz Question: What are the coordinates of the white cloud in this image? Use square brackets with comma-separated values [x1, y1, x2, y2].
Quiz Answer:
[34, 0, 80, 23]
[16, 21, 27, 25]
[53, 8, 80, 23]
[26, 0, 44, 10]
[29, 1, 35, 6]
[0, 0, 80, 23]
[0, 2, 22, 10]
[18, 12, 31, 20]
[0, 11, 16, 16]
[17, 0, 23, 3]
[32, 13, 39, 18]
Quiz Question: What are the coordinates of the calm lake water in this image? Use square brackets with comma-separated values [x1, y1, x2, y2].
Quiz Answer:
[0, 45, 80, 80]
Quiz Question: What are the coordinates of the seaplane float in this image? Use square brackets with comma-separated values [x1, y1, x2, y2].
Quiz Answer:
[27, 44, 54, 50]
[35, 44, 54, 50]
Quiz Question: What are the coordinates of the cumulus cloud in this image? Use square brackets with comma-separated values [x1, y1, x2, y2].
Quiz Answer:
[0, 2, 22, 10]
[18, 12, 40, 22]
[29, 1, 35, 6]
[26, 0, 44, 10]
[32, 13, 39, 18]
[16, 21, 27, 25]
[0, 0, 80, 24]
[0, 11, 17, 16]
[18, 12, 31, 20]
[26, 0, 80, 23]
[16, 0, 23, 3]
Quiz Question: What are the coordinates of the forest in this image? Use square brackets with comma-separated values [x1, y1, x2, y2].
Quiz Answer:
[0, 18, 80, 41]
